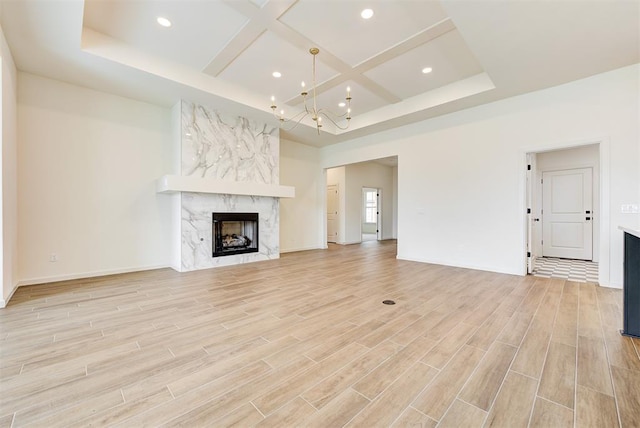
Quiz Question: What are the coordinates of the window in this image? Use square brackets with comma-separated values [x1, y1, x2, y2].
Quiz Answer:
[365, 190, 377, 223]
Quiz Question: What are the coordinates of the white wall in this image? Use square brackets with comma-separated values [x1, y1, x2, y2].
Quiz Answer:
[279, 138, 325, 252]
[534, 144, 600, 261]
[321, 64, 640, 287]
[344, 162, 395, 243]
[18, 73, 174, 285]
[1, 23, 18, 307]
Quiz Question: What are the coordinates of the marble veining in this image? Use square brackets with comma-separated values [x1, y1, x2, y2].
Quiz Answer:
[178, 100, 281, 272]
[181, 100, 279, 184]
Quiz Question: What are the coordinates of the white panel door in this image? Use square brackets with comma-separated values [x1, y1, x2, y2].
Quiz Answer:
[327, 185, 338, 243]
[542, 168, 593, 260]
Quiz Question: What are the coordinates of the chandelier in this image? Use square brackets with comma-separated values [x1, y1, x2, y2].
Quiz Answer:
[270, 47, 352, 134]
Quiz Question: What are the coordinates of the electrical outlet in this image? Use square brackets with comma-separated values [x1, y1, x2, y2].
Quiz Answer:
[50, 253, 57, 262]
[621, 204, 640, 214]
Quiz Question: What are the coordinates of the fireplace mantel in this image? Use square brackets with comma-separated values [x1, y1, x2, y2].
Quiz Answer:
[156, 175, 295, 198]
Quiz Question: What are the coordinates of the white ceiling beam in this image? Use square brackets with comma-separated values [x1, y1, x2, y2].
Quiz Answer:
[203, 0, 298, 77]
[285, 19, 456, 105]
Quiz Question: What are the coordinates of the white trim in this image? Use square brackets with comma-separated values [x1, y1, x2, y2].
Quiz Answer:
[599, 138, 612, 288]
[0, 284, 19, 309]
[16, 264, 170, 287]
[336, 240, 363, 245]
[396, 254, 519, 276]
[280, 245, 325, 253]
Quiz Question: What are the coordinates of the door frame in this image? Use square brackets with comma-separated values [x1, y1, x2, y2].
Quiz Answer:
[521, 138, 610, 284]
[360, 187, 382, 241]
[526, 153, 535, 274]
[326, 183, 339, 244]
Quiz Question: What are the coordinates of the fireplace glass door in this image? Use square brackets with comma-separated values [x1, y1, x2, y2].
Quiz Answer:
[212, 213, 259, 257]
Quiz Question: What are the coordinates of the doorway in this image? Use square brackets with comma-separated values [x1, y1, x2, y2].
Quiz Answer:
[325, 157, 397, 247]
[362, 187, 381, 242]
[327, 184, 338, 243]
[526, 144, 600, 283]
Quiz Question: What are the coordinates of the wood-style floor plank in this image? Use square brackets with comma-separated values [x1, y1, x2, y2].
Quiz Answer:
[301, 388, 369, 428]
[610, 365, 640, 428]
[0, 241, 635, 427]
[391, 407, 437, 428]
[458, 341, 516, 411]
[346, 361, 438, 427]
[352, 336, 436, 400]
[537, 341, 576, 409]
[437, 399, 486, 428]
[411, 345, 486, 420]
[530, 397, 573, 427]
[577, 336, 614, 396]
[575, 385, 619, 428]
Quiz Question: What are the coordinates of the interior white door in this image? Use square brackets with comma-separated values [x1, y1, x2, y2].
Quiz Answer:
[327, 185, 338, 243]
[542, 168, 593, 260]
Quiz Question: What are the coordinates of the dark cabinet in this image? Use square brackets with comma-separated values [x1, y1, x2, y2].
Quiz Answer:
[621, 228, 640, 338]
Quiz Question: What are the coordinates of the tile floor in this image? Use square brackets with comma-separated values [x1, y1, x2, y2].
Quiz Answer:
[532, 256, 599, 283]
[2, 241, 635, 427]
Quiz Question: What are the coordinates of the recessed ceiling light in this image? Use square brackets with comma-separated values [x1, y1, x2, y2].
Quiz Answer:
[422, 67, 433, 74]
[361, 8, 374, 19]
[272, 71, 282, 78]
[157, 17, 172, 27]
[338, 102, 346, 108]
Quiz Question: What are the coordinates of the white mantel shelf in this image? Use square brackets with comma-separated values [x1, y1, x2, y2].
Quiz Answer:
[156, 175, 295, 198]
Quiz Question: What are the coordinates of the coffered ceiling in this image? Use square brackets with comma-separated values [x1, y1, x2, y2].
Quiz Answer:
[2, 0, 638, 147]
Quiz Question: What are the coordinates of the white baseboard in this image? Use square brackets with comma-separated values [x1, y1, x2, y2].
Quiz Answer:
[0, 283, 19, 309]
[280, 245, 325, 254]
[598, 281, 621, 289]
[16, 264, 171, 288]
[395, 254, 521, 276]
[336, 240, 362, 245]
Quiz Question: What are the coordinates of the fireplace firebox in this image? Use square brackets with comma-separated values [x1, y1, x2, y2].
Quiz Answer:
[212, 212, 259, 257]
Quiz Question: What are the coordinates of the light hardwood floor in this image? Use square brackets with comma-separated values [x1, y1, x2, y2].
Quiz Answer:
[1, 241, 638, 427]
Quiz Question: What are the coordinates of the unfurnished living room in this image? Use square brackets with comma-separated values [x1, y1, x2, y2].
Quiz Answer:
[1, 0, 639, 427]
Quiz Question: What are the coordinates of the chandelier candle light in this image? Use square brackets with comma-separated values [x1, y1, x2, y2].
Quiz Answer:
[270, 47, 352, 134]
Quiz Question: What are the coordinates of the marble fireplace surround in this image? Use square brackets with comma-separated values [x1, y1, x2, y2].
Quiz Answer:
[157, 100, 294, 272]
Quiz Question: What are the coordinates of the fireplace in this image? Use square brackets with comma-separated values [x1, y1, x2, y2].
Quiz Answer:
[212, 212, 259, 257]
